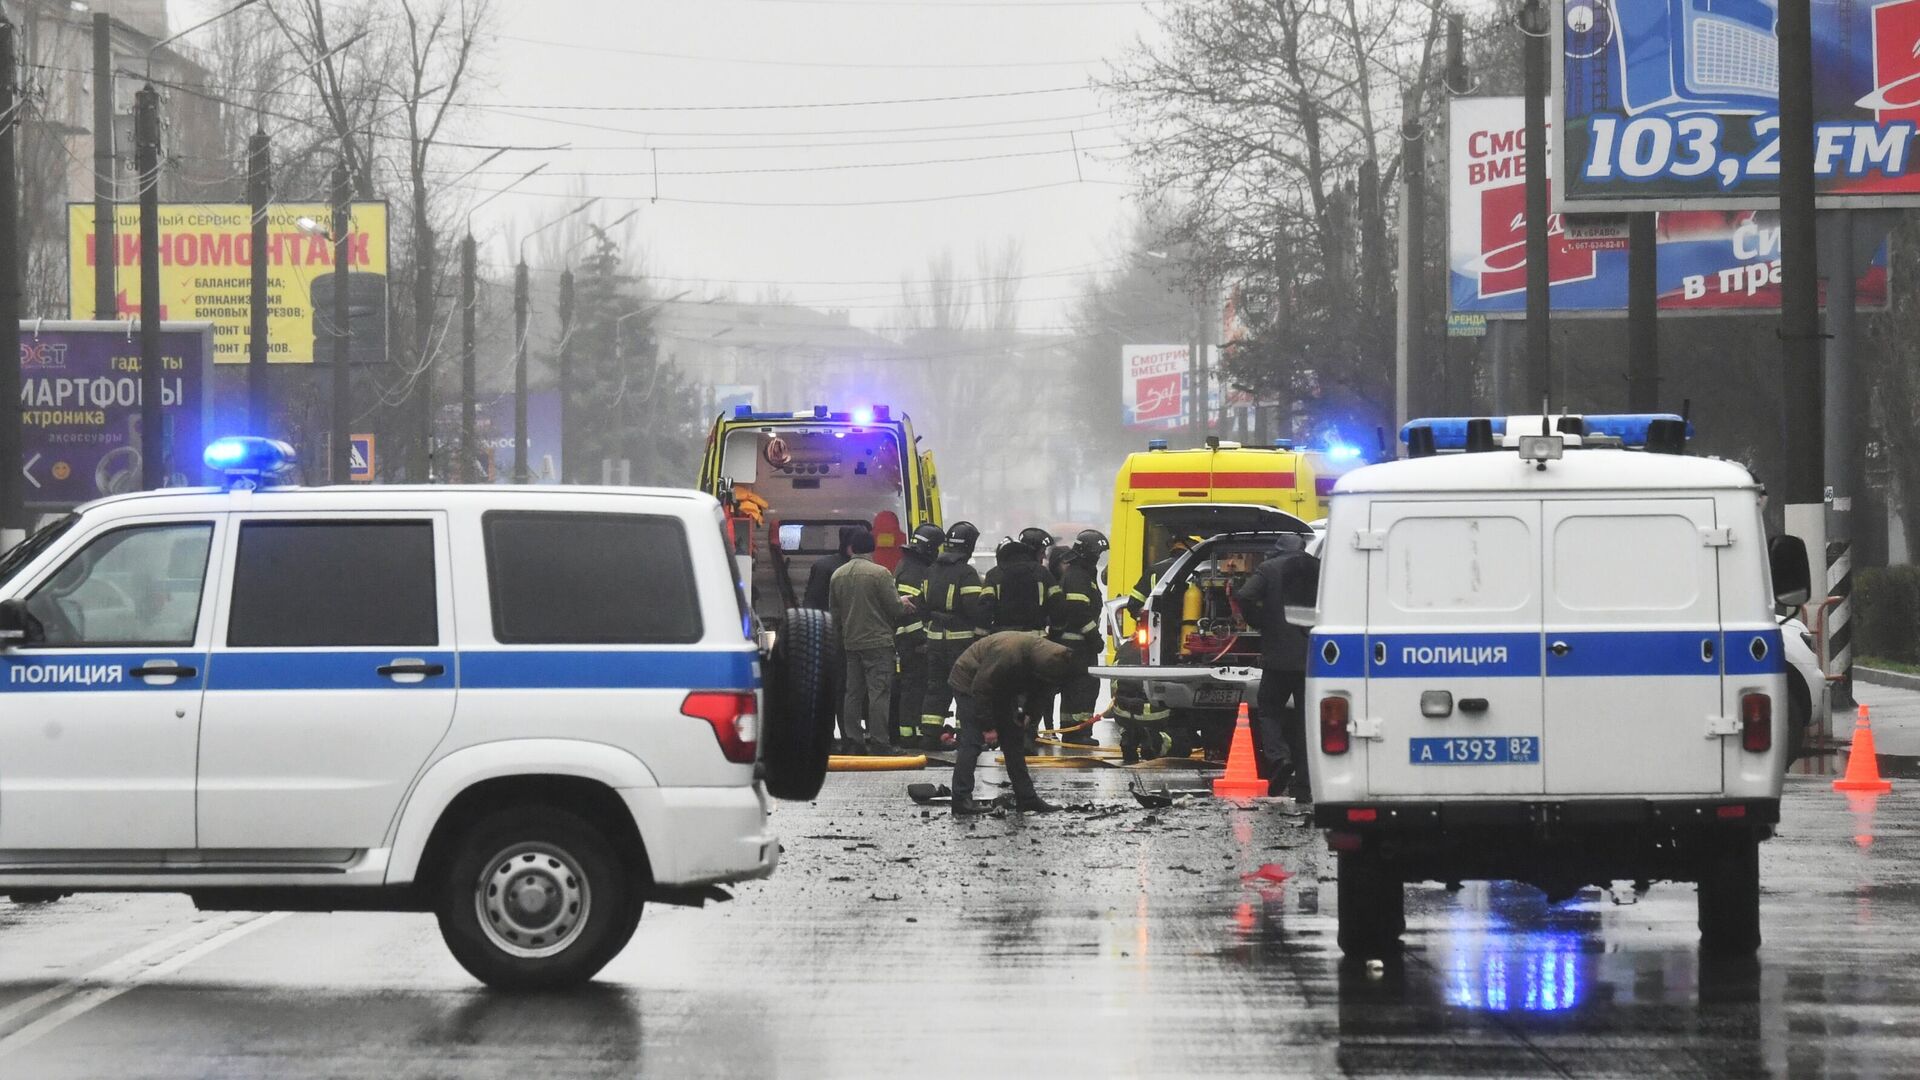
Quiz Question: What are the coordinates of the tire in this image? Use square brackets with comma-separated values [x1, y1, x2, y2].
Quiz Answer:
[761, 607, 839, 801]
[4, 890, 69, 905]
[1697, 835, 1761, 956]
[436, 805, 640, 990]
[1336, 851, 1404, 958]
[1784, 670, 1811, 772]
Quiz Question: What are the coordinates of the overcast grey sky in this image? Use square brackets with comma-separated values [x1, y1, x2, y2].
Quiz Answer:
[171, 0, 1164, 329]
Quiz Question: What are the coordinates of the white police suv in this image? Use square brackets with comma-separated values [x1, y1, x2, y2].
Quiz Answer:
[0, 438, 835, 989]
[1301, 415, 1802, 958]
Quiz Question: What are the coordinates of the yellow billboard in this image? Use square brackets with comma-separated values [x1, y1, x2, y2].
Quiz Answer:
[68, 202, 390, 365]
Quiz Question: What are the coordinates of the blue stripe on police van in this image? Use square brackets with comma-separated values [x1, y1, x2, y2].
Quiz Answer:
[1721, 628, 1787, 676]
[0, 652, 205, 692]
[1308, 633, 1365, 678]
[207, 651, 460, 691]
[460, 649, 758, 691]
[1368, 633, 1542, 678]
[1545, 630, 1719, 677]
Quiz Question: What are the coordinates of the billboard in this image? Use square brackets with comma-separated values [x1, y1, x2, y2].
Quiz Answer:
[17, 322, 213, 509]
[68, 203, 390, 364]
[1122, 345, 1225, 429]
[1554, 0, 1920, 209]
[1451, 96, 1888, 314]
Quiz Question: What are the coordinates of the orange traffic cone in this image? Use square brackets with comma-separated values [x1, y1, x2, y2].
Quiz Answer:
[1834, 704, 1894, 794]
[1213, 702, 1268, 799]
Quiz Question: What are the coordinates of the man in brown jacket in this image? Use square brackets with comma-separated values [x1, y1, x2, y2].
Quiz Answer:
[830, 529, 906, 755]
[948, 631, 1087, 814]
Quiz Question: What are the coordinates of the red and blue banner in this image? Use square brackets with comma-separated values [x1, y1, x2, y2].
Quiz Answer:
[1450, 97, 1888, 315]
[1554, 0, 1920, 208]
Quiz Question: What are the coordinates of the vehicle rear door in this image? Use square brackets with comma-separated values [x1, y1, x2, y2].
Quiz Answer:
[1541, 499, 1723, 795]
[1364, 500, 1544, 797]
[198, 512, 457, 850]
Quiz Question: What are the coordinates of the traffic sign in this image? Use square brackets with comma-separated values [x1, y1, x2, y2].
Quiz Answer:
[349, 434, 375, 482]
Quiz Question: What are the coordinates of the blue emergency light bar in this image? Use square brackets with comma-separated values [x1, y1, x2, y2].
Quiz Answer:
[728, 404, 896, 424]
[1400, 414, 1691, 450]
[1398, 417, 1508, 448]
[205, 436, 296, 484]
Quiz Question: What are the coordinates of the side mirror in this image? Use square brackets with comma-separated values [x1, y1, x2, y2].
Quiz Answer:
[0, 599, 30, 646]
[1768, 535, 1811, 608]
[1284, 605, 1319, 628]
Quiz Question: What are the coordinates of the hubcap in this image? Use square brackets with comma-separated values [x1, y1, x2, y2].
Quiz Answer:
[475, 841, 592, 959]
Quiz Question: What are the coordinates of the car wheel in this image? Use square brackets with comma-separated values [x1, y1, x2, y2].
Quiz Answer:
[436, 806, 639, 990]
[761, 607, 839, 801]
[4, 890, 69, 905]
[1336, 851, 1404, 958]
[1697, 836, 1761, 955]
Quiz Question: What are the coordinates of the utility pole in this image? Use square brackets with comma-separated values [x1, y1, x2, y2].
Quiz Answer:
[1777, 0, 1825, 633]
[92, 12, 116, 321]
[0, 18, 22, 535]
[460, 233, 476, 484]
[329, 161, 351, 484]
[1520, 0, 1551, 407]
[413, 199, 435, 481]
[1823, 214, 1857, 710]
[1395, 86, 1425, 436]
[247, 128, 271, 432]
[512, 260, 529, 483]
[557, 268, 574, 484]
[135, 83, 163, 491]
[1626, 213, 1659, 410]
[1441, 13, 1469, 417]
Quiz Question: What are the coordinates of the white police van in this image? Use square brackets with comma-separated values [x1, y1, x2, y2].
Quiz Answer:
[1300, 415, 1804, 957]
[0, 438, 836, 989]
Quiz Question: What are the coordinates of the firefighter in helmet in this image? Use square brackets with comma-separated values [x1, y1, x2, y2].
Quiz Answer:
[1049, 528, 1107, 748]
[891, 524, 944, 748]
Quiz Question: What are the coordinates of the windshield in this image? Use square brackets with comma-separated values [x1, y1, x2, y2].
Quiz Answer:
[0, 514, 78, 592]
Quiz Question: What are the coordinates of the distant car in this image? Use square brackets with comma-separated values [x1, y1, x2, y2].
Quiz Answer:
[0, 438, 835, 989]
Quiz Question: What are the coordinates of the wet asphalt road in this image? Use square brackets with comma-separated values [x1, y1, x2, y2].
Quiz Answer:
[0, 696, 1917, 1078]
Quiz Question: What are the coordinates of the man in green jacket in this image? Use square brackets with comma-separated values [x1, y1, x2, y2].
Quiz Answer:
[830, 530, 906, 755]
[948, 631, 1087, 814]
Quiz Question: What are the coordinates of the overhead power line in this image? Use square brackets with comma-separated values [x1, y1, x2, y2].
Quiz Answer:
[498, 34, 1104, 69]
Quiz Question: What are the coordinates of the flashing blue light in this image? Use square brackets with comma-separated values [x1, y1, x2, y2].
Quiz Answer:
[1401, 417, 1509, 450]
[1146, 438, 1169, 451]
[1324, 442, 1363, 462]
[1581, 413, 1693, 444]
[1271, 438, 1294, 449]
[852, 407, 875, 425]
[733, 404, 752, 418]
[204, 436, 295, 484]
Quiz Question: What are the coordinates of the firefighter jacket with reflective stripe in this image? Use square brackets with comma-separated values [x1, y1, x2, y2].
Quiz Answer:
[984, 558, 1059, 633]
[1126, 555, 1180, 618]
[1052, 560, 1102, 644]
[924, 555, 987, 640]
[893, 549, 935, 640]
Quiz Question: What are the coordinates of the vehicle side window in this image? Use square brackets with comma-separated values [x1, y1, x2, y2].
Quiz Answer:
[227, 521, 438, 647]
[485, 511, 702, 644]
[24, 522, 214, 647]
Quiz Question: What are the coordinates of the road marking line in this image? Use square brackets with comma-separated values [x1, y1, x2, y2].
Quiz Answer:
[0, 918, 217, 1031]
[0, 912, 288, 1059]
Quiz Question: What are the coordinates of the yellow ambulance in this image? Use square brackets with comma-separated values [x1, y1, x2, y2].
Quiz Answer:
[698, 404, 943, 626]
[1104, 436, 1351, 627]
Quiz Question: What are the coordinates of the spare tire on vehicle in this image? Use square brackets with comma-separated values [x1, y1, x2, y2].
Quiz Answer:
[760, 607, 839, 801]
